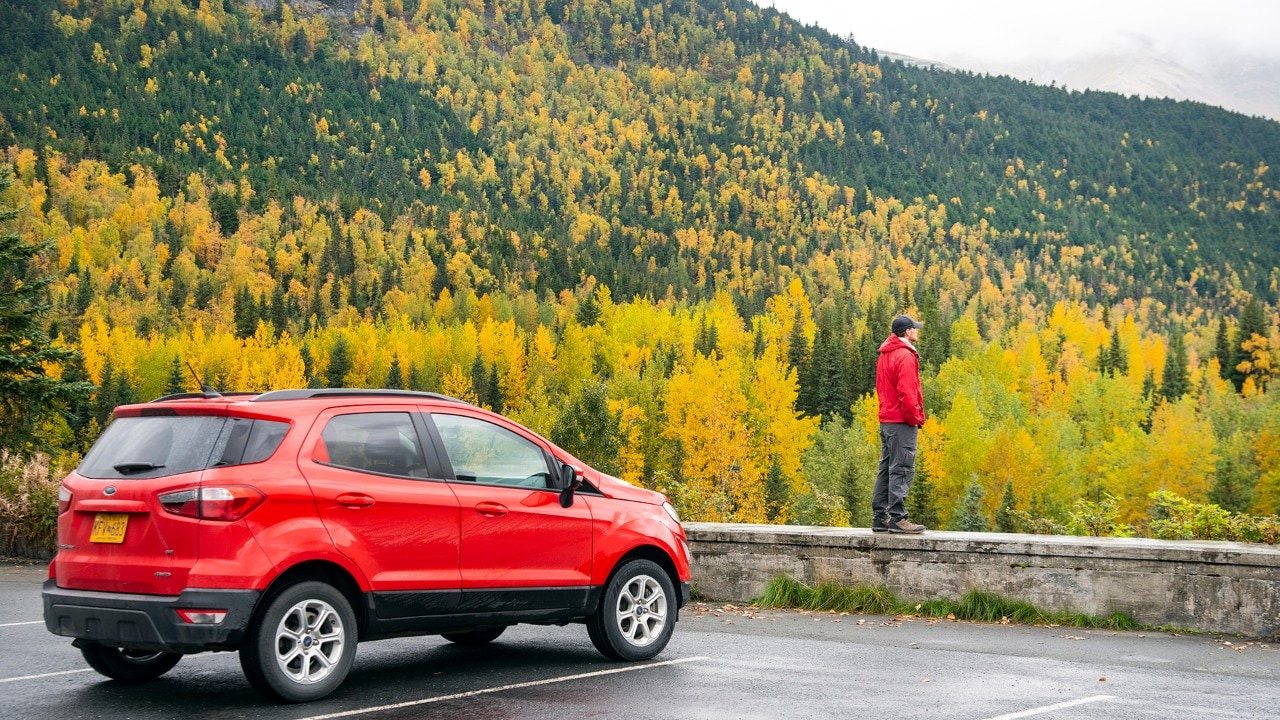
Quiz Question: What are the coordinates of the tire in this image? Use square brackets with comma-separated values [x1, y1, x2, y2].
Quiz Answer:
[80, 643, 182, 682]
[441, 626, 507, 645]
[586, 559, 676, 661]
[239, 581, 357, 703]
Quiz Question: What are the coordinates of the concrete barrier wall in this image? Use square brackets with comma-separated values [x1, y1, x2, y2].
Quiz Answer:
[685, 523, 1280, 638]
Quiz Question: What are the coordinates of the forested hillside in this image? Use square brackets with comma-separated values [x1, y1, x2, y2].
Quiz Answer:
[2, 0, 1279, 538]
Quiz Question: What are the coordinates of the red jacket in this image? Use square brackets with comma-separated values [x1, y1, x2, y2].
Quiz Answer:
[876, 334, 925, 426]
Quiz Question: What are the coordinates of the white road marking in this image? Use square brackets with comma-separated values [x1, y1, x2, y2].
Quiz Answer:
[298, 655, 712, 720]
[0, 669, 95, 684]
[0, 621, 43, 627]
[981, 695, 1117, 720]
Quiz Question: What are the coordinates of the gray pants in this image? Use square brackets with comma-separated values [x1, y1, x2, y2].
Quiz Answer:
[873, 423, 918, 523]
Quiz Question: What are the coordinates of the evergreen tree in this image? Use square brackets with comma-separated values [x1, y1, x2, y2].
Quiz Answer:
[995, 480, 1019, 533]
[1213, 316, 1233, 380]
[60, 351, 95, 452]
[0, 166, 93, 452]
[1229, 297, 1267, 392]
[165, 356, 187, 396]
[487, 364, 503, 414]
[808, 313, 850, 420]
[1159, 331, 1189, 402]
[764, 457, 787, 523]
[1209, 442, 1255, 513]
[234, 284, 258, 338]
[470, 354, 489, 407]
[549, 382, 621, 476]
[385, 355, 404, 389]
[75, 267, 94, 314]
[1108, 330, 1128, 375]
[326, 338, 352, 388]
[407, 362, 427, 392]
[906, 464, 938, 529]
[839, 454, 869, 527]
[576, 289, 600, 325]
[269, 284, 288, 337]
[300, 344, 319, 388]
[917, 282, 950, 373]
[857, 296, 893, 398]
[949, 477, 990, 531]
[787, 307, 811, 410]
[193, 275, 216, 310]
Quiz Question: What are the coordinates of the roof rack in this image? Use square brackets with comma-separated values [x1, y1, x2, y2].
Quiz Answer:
[251, 389, 471, 405]
[150, 391, 261, 403]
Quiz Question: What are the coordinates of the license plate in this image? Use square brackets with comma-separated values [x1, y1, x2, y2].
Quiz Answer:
[90, 513, 129, 543]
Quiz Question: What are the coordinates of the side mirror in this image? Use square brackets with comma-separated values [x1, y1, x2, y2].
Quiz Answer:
[558, 464, 582, 508]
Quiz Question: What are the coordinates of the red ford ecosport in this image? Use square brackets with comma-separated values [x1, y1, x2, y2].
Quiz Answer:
[43, 389, 692, 702]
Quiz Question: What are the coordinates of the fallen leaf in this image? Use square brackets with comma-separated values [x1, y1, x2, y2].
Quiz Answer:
[1099, 677, 1107, 682]
[946, 613, 956, 620]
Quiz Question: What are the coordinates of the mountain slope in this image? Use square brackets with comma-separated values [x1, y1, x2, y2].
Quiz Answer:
[0, 0, 1277, 333]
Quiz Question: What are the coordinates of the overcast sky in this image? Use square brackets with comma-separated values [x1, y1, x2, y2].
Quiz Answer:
[761, 0, 1280, 69]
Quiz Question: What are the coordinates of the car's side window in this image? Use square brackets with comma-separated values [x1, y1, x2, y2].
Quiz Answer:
[316, 412, 428, 478]
[431, 413, 551, 489]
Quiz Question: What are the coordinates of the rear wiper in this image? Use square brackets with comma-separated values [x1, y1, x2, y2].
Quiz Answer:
[113, 462, 165, 475]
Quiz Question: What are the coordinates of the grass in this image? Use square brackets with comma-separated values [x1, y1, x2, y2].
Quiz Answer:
[755, 575, 1140, 631]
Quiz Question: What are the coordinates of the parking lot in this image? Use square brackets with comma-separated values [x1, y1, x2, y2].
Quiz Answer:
[5, 561, 1277, 719]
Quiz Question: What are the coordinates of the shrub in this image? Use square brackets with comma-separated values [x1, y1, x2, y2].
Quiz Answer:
[1147, 490, 1280, 544]
[1065, 494, 1134, 538]
[0, 450, 63, 555]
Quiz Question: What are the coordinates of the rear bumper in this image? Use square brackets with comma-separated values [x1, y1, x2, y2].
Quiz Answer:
[42, 580, 260, 653]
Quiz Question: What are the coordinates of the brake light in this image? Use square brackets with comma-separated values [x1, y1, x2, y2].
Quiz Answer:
[57, 486, 72, 514]
[159, 486, 265, 521]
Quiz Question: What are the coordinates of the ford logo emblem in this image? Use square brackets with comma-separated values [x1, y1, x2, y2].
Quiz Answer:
[104, 486, 117, 496]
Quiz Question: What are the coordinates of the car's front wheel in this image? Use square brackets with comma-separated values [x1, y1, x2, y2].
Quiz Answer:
[80, 643, 182, 681]
[239, 581, 357, 702]
[587, 559, 675, 661]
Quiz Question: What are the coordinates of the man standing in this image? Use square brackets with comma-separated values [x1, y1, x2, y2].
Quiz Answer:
[873, 314, 927, 534]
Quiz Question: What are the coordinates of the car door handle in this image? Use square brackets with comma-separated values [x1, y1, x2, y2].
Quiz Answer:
[336, 493, 376, 508]
[474, 501, 508, 517]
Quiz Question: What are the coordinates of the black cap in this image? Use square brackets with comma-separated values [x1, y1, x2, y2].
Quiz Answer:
[891, 314, 924, 336]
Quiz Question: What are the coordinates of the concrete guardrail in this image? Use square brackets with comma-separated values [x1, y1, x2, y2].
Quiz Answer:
[685, 522, 1280, 638]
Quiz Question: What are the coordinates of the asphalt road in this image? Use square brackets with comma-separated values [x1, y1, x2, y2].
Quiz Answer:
[4, 560, 1277, 719]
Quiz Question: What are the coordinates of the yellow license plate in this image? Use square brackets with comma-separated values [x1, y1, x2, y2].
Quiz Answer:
[90, 513, 129, 543]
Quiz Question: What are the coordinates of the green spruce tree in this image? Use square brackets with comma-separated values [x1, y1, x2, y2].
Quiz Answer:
[0, 166, 93, 452]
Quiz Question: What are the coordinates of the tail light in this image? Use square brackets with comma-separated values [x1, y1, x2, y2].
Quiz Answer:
[159, 486, 265, 521]
[57, 486, 72, 514]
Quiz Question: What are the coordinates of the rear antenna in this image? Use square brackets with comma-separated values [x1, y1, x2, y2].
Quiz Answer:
[186, 361, 222, 398]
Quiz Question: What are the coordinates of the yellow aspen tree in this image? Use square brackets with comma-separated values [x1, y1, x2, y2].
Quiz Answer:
[662, 355, 765, 523]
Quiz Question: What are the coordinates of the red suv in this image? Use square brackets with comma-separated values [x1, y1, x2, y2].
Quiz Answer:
[43, 389, 691, 702]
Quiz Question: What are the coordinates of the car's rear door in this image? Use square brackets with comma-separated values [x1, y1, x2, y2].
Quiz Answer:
[299, 407, 462, 619]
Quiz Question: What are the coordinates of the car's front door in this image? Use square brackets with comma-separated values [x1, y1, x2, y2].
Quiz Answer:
[425, 411, 593, 612]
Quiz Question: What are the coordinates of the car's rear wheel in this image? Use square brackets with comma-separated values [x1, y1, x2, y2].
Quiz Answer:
[239, 581, 357, 702]
[587, 559, 675, 661]
[80, 643, 182, 681]
[441, 626, 507, 645]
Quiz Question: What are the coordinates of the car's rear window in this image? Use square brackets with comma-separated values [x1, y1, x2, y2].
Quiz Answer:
[78, 416, 289, 479]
